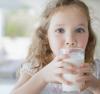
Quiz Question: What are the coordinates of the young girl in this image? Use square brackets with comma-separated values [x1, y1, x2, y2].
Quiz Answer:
[11, 0, 100, 94]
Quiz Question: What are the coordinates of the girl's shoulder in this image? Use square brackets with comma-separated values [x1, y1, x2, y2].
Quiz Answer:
[94, 58, 100, 79]
[94, 58, 100, 69]
[20, 61, 41, 76]
[94, 58, 100, 64]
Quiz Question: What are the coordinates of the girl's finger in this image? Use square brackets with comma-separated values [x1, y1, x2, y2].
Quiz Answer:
[78, 63, 95, 75]
[76, 74, 92, 82]
[76, 76, 91, 91]
[65, 64, 78, 74]
[80, 63, 90, 68]
[80, 63, 95, 72]
[57, 76, 73, 85]
[54, 68, 67, 74]
[54, 55, 70, 62]
[77, 67, 92, 75]
[55, 61, 64, 68]
[79, 81, 89, 91]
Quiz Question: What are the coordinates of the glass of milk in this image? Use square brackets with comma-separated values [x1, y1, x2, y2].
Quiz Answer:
[58, 48, 85, 93]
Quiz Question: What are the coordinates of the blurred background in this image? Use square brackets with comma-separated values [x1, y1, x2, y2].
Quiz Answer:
[0, 0, 100, 94]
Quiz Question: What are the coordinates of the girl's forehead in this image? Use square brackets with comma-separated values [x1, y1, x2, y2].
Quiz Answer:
[49, 4, 87, 18]
[49, 5, 88, 27]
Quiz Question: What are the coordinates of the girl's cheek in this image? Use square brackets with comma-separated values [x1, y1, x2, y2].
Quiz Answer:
[78, 37, 88, 49]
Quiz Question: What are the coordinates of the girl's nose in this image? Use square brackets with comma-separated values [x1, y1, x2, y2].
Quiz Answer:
[65, 42, 77, 47]
[65, 34, 77, 47]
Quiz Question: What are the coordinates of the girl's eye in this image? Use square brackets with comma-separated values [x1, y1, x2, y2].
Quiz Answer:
[75, 28, 85, 33]
[55, 28, 65, 33]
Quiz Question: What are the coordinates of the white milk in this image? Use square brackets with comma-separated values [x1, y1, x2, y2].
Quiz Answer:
[58, 48, 84, 92]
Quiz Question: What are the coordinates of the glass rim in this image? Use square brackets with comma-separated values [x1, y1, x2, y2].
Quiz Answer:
[58, 48, 85, 55]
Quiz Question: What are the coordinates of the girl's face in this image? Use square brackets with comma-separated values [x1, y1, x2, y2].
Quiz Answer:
[47, 5, 89, 56]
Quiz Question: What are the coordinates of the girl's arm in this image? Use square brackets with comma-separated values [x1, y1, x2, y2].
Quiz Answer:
[11, 71, 47, 94]
[11, 55, 71, 94]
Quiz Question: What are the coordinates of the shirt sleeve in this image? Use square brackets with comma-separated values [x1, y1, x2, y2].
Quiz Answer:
[95, 59, 100, 79]
[20, 62, 38, 76]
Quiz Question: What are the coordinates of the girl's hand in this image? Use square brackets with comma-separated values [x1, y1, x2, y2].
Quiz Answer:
[38, 55, 72, 85]
[76, 63, 100, 93]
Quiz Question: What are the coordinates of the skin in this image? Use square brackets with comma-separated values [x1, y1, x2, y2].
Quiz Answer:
[48, 6, 89, 55]
[47, 5, 100, 93]
[11, 5, 100, 94]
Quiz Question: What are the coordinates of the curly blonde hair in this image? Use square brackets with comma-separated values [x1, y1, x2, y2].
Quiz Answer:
[26, 0, 96, 70]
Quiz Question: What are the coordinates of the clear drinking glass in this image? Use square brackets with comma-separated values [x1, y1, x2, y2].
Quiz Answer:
[58, 48, 85, 93]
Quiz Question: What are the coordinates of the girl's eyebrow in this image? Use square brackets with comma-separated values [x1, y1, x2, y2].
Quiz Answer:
[54, 24, 87, 28]
[55, 24, 86, 27]
[77, 24, 86, 27]
[55, 24, 65, 27]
